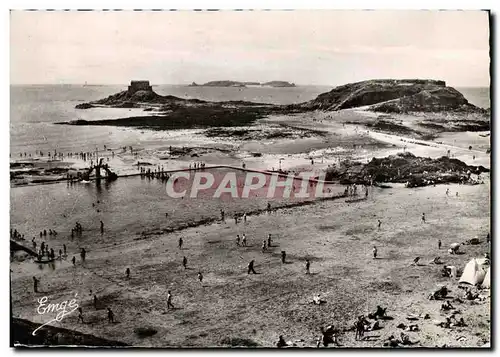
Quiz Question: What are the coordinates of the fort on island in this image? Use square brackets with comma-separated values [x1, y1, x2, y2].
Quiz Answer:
[127, 80, 153, 94]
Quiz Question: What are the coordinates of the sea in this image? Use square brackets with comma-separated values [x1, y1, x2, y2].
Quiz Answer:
[10, 85, 490, 157]
[9, 84, 490, 256]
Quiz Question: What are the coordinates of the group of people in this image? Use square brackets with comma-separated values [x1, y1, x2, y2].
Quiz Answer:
[139, 164, 172, 182]
[344, 184, 370, 198]
[10, 229, 25, 241]
[189, 162, 206, 170]
[71, 222, 84, 239]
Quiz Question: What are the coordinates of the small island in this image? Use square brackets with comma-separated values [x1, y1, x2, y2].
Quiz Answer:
[189, 80, 296, 88]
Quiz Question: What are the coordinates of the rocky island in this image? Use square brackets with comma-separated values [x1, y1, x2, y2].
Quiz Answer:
[66, 79, 488, 135]
[189, 80, 296, 87]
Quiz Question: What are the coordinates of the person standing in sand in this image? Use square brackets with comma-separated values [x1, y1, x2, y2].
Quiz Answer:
[77, 307, 84, 323]
[182, 256, 188, 269]
[33, 276, 39, 293]
[378, 220, 382, 229]
[166, 290, 174, 309]
[100, 220, 104, 234]
[422, 213, 426, 223]
[242, 234, 247, 247]
[267, 234, 272, 248]
[198, 271, 203, 283]
[178, 237, 183, 250]
[262, 240, 267, 252]
[306, 259, 311, 274]
[438, 240, 442, 250]
[80, 248, 86, 262]
[248, 260, 257, 274]
[373, 246, 378, 259]
[107, 308, 114, 323]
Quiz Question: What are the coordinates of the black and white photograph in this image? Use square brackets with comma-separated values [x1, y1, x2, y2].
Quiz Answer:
[9, 9, 491, 348]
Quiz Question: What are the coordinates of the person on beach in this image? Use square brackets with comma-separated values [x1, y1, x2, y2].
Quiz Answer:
[242, 234, 247, 247]
[63, 244, 67, 255]
[43, 230, 47, 237]
[267, 234, 272, 248]
[126, 268, 130, 279]
[248, 260, 257, 274]
[93, 295, 98, 310]
[281, 251, 286, 264]
[267, 202, 272, 213]
[100, 220, 104, 234]
[167, 290, 174, 309]
[438, 240, 442, 250]
[107, 308, 114, 323]
[33, 241, 37, 251]
[50, 248, 55, 260]
[76, 307, 84, 323]
[33, 277, 39, 293]
[40, 242, 45, 253]
[178, 237, 183, 250]
[262, 240, 267, 252]
[220, 209, 225, 222]
[234, 216, 238, 225]
[422, 213, 426, 223]
[236, 235, 240, 247]
[373, 246, 378, 259]
[277, 335, 288, 348]
[243, 213, 247, 223]
[446, 188, 450, 196]
[198, 271, 203, 283]
[71, 229, 74, 239]
[72, 256, 76, 265]
[306, 259, 311, 274]
[58, 249, 62, 259]
[378, 220, 382, 229]
[182, 256, 188, 269]
[80, 248, 86, 262]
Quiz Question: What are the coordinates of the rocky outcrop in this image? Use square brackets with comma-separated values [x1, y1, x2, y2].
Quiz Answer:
[11, 317, 128, 347]
[88, 89, 204, 108]
[296, 79, 483, 113]
[325, 152, 489, 186]
[369, 86, 480, 113]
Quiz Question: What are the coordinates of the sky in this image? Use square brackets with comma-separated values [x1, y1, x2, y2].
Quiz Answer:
[10, 10, 490, 86]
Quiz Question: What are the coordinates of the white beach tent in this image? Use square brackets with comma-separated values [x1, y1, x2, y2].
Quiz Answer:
[459, 258, 488, 286]
[482, 267, 491, 289]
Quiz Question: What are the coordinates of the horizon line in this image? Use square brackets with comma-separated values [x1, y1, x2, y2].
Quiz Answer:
[9, 82, 491, 88]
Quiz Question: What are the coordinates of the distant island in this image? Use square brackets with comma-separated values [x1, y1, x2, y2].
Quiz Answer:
[189, 80, 296, 88]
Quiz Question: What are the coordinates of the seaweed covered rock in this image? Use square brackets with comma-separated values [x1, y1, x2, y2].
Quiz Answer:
[325, 152, 489, 187]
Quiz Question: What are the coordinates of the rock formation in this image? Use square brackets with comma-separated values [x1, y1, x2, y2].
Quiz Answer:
[296, 79, 483, 113]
